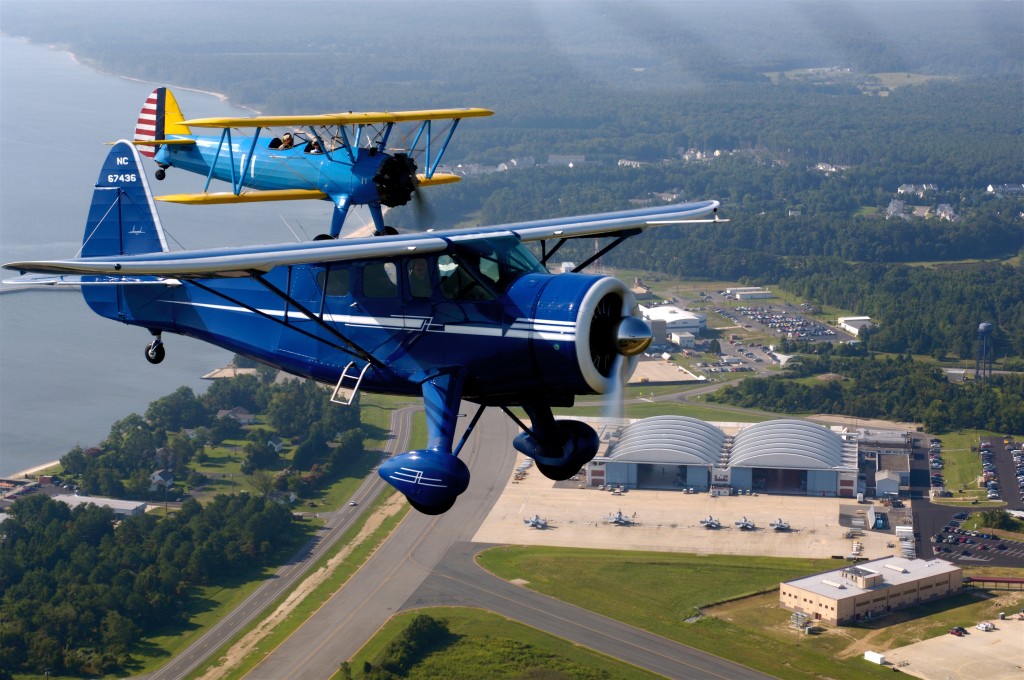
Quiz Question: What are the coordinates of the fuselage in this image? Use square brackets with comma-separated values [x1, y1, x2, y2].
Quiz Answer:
[155, 135, 388, 205]
[82, 236, 637, 405]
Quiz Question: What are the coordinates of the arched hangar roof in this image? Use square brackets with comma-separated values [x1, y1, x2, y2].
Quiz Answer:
[607, 415, 724, 466]
[730, 419, 844, 469]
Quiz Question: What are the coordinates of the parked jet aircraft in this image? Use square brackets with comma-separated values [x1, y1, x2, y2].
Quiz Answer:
[4, 141, 724, 514]
[524, 515, 551, 529]
[735, 517, 757, 530]
[770, 518, 791, 531]
[133, 87, 492, 237]
[700, 515, 721, 529]
[605, 510, 638, 526]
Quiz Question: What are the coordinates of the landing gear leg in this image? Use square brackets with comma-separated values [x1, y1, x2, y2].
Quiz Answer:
[145, 331, 165, 364]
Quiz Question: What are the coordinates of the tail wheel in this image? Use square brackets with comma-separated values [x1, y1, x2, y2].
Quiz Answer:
[145, 340, 165, 364]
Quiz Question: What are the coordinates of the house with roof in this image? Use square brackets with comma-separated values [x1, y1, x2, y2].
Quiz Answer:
[217, 406, 255, 425]
[149, 469, 175, 492]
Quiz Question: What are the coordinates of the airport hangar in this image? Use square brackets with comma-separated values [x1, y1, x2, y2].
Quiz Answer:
[586, 416, 862, 497]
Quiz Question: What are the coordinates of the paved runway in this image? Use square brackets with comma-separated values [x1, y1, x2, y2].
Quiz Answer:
[247, 409, 772, 679]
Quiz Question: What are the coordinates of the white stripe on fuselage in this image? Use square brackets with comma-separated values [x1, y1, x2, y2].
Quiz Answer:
[165, 300, 577, 341]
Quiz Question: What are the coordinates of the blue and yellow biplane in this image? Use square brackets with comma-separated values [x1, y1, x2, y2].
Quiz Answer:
[133, 88, 492, 238]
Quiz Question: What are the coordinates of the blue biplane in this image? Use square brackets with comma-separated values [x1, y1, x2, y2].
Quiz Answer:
[133, 88, 492, 238]
[5, 141, 724, 514]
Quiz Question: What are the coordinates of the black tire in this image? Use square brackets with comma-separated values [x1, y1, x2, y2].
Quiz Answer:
[407, 494, 457, 515]
[155, 168, 166, 180]
[145, 342, 165, 364]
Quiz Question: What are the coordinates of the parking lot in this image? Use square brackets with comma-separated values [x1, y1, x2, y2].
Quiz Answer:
[882, 616, 1024, 680]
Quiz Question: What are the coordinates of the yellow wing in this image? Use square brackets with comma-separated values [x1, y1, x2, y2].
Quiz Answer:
[155, 189, 328, 205]
[132, 139, 196, 146]
[182, 108, 494, 129]
[154, 174, 460, 205]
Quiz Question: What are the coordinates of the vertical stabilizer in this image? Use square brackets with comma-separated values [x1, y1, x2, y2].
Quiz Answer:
[81, 140, 168, 257]
[134, 87, 190, 158]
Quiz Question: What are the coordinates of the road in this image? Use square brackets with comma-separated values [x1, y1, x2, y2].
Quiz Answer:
[246, 408, 772, 680]
[144, 406, 418, 680]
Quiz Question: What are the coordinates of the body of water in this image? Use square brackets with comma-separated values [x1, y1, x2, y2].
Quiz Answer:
[0, 37, 348, 475]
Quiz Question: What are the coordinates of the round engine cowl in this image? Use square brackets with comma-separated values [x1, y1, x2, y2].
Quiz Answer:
[573, 276, 645, 394]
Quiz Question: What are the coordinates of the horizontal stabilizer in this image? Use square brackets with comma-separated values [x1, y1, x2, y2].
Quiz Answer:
[3, 273, 180, 287]
[182, 108, 494, 129]
[155, 189, 328, 205]
[131, 138, 196, 147]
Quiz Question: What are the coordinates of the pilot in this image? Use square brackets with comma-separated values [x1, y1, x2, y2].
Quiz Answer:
[442, 253, 489, 301]
[407, 258, 431, 299]
[279, 132, 294, 149]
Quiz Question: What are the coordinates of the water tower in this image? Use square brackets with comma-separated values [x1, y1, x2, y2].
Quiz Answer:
[975, 322, 993, 384]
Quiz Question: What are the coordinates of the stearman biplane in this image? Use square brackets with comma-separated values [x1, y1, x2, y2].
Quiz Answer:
[133, 87, 492, 238]
[4, 141, 726, 515]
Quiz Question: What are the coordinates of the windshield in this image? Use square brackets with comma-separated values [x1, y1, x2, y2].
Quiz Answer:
[444, 235, 547, 299]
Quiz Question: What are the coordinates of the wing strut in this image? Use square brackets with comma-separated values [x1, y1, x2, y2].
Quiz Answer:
[570, 229, 641, 273]
[183, 273, 386, 370]
[250, 273, 387, 369]
[536, 229, 643, 271]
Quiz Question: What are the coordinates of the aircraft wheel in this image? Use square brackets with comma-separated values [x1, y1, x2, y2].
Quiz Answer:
[407, 494, 457, 515]
[145, 341, 165, 364]
[533, 420, 599, 481]
[154, 168, 166, 181]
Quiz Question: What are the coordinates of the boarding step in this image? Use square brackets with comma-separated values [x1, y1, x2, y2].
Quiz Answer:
[331, 361, 370, 406]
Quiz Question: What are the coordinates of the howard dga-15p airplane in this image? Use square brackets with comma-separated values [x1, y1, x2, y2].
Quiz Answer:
[5, 141, 723, 514]
[133, 87, 492, 238]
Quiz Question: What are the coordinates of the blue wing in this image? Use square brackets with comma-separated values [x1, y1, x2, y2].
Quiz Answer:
[4, 201, 720, 279]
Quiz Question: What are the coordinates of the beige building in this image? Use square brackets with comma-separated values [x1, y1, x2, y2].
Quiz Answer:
[780, 556, 963, 625]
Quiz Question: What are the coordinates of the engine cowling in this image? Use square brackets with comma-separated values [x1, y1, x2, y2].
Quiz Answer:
[373, 153, 418, 207]
[522, 274, 651, 397]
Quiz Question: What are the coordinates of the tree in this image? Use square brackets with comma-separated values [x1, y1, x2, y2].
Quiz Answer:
[241, 431, 279, 473]
[248, 469, 276, 497]
[145, 386, 209, 432]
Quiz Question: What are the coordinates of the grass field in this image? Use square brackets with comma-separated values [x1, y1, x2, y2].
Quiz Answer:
[470, 546, 1024, 679]
[343, 608, 661, 680]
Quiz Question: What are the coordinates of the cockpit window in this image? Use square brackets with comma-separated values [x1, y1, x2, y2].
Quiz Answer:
[315, 266, 350, 297]
[440, 236, 546, 300]
[362, 262, 398, 298]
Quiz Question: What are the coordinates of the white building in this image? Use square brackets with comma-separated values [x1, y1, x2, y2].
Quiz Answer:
[54, 494, 147, 519]
[670, 331, 695, 348]
[735, 289, 774, 300]
[639, 305, 706, 334]
[838, 316, 875, 335]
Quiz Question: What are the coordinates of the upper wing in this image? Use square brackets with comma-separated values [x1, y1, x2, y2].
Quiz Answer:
[3, 201, 720, 280]
[506, 200, 721, 242]
[4, 235, 450, 278]
[182, 108, 494, 129]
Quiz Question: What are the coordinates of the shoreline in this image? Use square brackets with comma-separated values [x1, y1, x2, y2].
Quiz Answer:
[4, 460, 61, 480]
[26, 37, 263, 115]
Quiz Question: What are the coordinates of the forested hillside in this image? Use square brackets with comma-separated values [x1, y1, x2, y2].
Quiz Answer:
[2, 0, 1022, 363]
